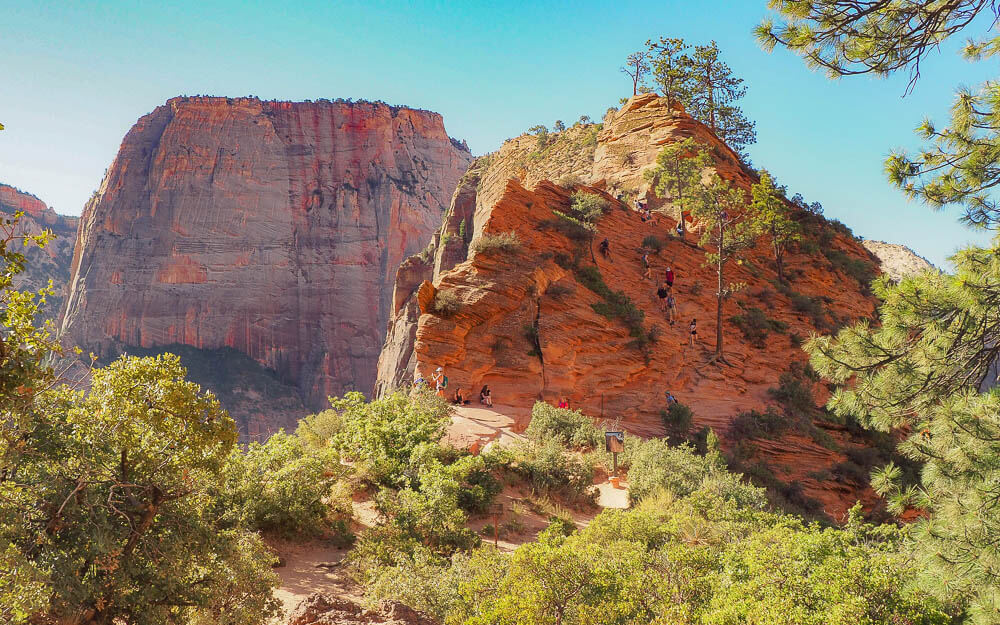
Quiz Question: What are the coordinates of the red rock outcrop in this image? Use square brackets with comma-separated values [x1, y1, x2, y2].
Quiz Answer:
[61, 96, 471, 432]
[377, 94, 887, 518]
[0, 183, 79, 322]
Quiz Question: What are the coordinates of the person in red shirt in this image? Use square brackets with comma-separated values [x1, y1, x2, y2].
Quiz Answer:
[665, 267, 675, 288]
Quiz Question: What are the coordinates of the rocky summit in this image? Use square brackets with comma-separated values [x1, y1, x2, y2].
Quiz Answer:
[377, 93, 887, 518]
[60, 96, 472, 435]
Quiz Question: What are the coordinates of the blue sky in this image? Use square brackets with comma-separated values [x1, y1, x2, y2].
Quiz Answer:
[0, 0, 994, 267]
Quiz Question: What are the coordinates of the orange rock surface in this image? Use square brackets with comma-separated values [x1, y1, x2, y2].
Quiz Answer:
[0, 183, 79, 322]
[61, 96, 471, 430]
[377, 95, 886, 518]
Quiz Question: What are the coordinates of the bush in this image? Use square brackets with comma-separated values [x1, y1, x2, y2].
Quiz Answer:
[513, 436, 595, 503]
[768, 363, 818, 418]
[824, 247, 877, 288]
[218, 432, 350, 537]
[730, 306, 788, 348]
[526, 402, 603, 450]
[628, 439, 725, 504]
[472, 231, 521, 255]
[642, 234, 664, 253]
[329, 391, 451, 487]
[789, 291, 827, 328]
[556, 173, 583, 188]
[661, 401, 694, 441]
[432, 289, 461, 317]
[726, 407, 788, 440]
[568, 190, 610, 224]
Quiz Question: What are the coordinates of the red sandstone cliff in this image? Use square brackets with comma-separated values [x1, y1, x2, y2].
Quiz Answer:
[61, 96, 471, 434]
[0, 183, 79, 322]
[377, 94, 888, 518]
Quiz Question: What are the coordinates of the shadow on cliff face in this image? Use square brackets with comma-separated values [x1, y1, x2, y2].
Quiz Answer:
[98, 344, 306, 441]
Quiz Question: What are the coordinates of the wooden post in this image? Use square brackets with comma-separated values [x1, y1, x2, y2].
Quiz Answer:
[491, 503, 503, 547]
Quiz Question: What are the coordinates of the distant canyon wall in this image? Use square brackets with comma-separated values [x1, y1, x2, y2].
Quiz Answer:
[61, 96, 471, 432]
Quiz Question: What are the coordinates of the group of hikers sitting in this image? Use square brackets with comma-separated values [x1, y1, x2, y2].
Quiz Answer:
[416, 367, 495, 407]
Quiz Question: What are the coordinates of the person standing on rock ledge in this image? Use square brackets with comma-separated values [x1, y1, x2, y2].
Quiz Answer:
[689, 319, 698, 347]
[432, 367, 447, 398]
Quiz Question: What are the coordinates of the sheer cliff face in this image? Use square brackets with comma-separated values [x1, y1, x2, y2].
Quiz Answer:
[62, 96, 471, 429]
[0, 184, 78, 323]
[378, 94, 888, 518]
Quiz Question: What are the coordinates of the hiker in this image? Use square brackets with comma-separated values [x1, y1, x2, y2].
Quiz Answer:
[689, 319, 697, 347]
[666, 291, 676, 324]
[557, 397, 570, 409]
[657, 282, 669, 312]
[641, 252, 652, 280]
[665, 266, 675, 289]
[599, 238, 610, 259]
[453, 387, 470, 405]
[480, 385, 493, 407]
[432, 367, 448, 398]
[676, 222, 684, 238]
[665, 391, 677, 406]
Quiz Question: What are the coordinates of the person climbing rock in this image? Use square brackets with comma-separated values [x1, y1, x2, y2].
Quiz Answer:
[557, 397, 570, 409]
[666, 291, 676, 324]
[657, 282, 669, 312]
[688, 319, 698, 347]
[480, 385, 493, 407]
[642, 252, 652, 280]
[665, 266, 675, 288]
[676, 222, 684, 239]
[665, 391, 677, 406]
[600, 238, 610, 259]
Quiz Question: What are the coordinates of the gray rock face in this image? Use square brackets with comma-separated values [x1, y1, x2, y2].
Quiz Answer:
[61, 96, 471, 435]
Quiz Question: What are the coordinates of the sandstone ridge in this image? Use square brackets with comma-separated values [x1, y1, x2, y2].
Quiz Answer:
[377, 94, 887, 518]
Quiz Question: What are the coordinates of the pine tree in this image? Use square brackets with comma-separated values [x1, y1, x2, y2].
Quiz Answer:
[758, 1, 1000, 227]
[646, 37, 695, 110]
[805, 239, 1000, 624]
[620, 50, 650, 96]
[645, 137, 712, 237]
[691, 174, 760, 363]
[748, 170, 800, 282]
[688, 41, 757, 158]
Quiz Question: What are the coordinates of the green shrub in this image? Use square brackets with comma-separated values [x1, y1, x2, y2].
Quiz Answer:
[642, 234, 664, 253]
[513, 436, 595, 503]
[329, 391, 450, 487]
[218, 432, 350, 538]
[375, 464, 479, 554]
[568, 190, 610, 223]
[433, 289, 462, 317]
[824, 247, 877, 289]
[661, 401, 694, 441]
[789, 291, 828, 328]
[768, 363, 818, 418]
[628, 439, 725, 504]
[730, 306, 788, 348]
[726, 407, 788, 440]
[472, 231, 521, 255]
[526, 401, 603, 450]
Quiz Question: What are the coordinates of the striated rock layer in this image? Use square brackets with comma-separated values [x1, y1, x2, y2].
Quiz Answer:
[377, 94, 887, 518]
[0, 183, 78, 323]
[61, 96, 471, 434]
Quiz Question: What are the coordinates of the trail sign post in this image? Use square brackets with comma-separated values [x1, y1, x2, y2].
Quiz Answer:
[490, 503, 504, 547]
[605, 431, 624, 476]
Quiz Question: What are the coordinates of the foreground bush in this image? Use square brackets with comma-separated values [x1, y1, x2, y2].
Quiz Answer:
[218, 431, 349, 537]
[526, 401, 603, 449]
[327, 390, 450, 487]
[2, 355, 280, 625]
